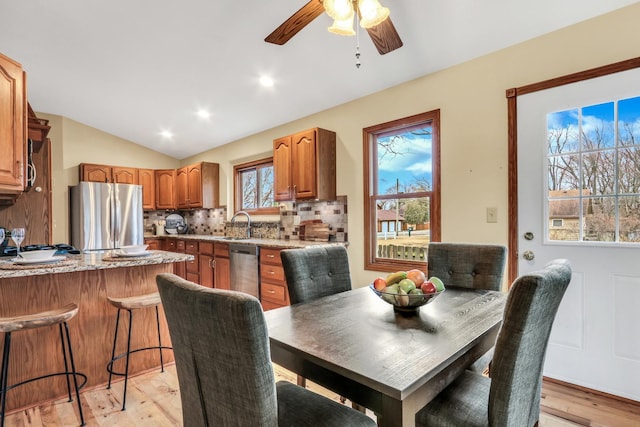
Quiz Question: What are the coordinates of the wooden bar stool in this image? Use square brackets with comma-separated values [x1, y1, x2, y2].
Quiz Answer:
[0, 303, 86, 427]
[106, 292, 171, 411]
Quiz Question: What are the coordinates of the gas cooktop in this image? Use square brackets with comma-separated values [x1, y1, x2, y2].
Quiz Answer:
[0, 244, 80, 258]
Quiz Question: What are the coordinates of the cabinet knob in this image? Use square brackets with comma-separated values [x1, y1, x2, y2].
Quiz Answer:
[267, 254, 275, 258]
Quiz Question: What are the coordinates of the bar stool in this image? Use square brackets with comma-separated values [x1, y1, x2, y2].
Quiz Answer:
[0, 303, 86, 427]
[106, 292, 171, 411]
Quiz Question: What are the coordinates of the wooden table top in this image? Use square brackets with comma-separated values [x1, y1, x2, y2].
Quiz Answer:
[264, 285, 506, 427]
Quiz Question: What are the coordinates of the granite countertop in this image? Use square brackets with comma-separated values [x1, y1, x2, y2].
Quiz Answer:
[144, 234, 347, 249]
[0, 250, 193, 279]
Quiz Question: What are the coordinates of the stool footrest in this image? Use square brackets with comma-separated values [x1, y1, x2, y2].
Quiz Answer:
[106, 346, 173, 378]
[3, 371, 88, 394]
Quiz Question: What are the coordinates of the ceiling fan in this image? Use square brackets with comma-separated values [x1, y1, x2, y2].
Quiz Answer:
[265, 0, 403, 55]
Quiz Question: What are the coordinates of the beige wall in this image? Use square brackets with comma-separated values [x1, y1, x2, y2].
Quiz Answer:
[182, 3, 640, 286]
[42, 4, 640, 286]
[39, 114, 180, 243]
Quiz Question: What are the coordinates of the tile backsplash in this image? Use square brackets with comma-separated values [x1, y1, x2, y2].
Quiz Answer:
[144, 195, 348, 242]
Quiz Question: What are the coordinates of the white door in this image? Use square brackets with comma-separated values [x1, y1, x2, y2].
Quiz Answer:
[517, 67, 640, 401]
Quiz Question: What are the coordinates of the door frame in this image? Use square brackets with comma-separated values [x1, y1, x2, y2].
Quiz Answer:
[506, 56, 640, 284]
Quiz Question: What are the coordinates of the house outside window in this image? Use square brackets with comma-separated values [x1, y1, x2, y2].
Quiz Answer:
[363, 110, 441, 272]
[234, 158, 278, 215]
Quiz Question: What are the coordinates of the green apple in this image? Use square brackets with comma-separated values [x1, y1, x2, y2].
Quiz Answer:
[398, 278, 416, 293]
[382, 283, 399, 304]
[428, 276, 445, 292]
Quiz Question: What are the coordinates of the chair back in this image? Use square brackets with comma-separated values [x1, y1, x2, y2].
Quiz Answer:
[156, 273, 278, 427]
[427, 243, 507, 290]
[280, 245, 352, 305]
[488, 259, 571, 426]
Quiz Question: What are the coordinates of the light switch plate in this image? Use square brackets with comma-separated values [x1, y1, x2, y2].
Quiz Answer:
[486, 207, 498, 223]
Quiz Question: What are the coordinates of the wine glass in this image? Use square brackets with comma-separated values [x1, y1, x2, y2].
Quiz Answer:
[0, 229, 4, 248]
[11, 228, 25, 257]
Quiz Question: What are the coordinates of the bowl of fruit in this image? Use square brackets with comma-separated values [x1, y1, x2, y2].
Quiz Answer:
[370, 269, 445, 314]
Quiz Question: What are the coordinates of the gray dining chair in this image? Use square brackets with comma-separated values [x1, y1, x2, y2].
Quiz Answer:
[415, 258, 572, 427]
[280, 245, 357, 407]
[427, 242, 507, 374]
[280, 245, 352, 305]
[156, 273, 376, 427]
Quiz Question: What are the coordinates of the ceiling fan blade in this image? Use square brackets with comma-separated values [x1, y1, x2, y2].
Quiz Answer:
[265, 0, 325, 45]
[366, 17, 403, 55]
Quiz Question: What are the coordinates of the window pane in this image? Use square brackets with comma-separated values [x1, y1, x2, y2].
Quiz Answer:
[584, 197, 615, 242]
[548, 109, 579, 154]
[619, 196, 640, 242]
[548, 154, 580, 191]
[582, 149, 615, 195]
[241, 170, 257, 209]
[548, 195, 580, 241]
[619, 96, 640, 146]
[581, 102, 615, 150]
[376, 126, 432, 195]
[258, 166, 274, 207]
[618, 147, 640, 195]
[375, 197, 430, 261]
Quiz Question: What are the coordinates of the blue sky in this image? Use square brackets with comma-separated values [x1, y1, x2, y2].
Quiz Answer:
[377, 128, 432, 193]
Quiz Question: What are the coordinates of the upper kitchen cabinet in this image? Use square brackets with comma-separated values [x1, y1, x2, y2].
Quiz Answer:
[138, 168, 155, 210]
[273, 128, 336, 201]
[0, 53, 26, 196]
[155, 169, 176, 210]
[175, 162, 219, 209]
[79, 163, 138, 184]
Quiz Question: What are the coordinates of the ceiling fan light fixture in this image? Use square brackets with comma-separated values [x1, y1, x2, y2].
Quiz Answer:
[357, 0, 390, 28]
[328, 14, 355, 36]
[323, 0, 354, 21]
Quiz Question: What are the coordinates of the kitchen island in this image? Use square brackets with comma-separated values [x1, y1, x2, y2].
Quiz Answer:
[0, 250, 192, 412]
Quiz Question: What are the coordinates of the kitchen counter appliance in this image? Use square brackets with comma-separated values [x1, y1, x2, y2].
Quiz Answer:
[70, 182, 144, 252]
[229, 243, 259, 298]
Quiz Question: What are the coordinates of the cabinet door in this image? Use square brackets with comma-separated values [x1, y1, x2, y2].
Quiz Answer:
[144, 238, 161, 250]
[187, 164, 202, 207]
[175, 166, 189, 209]
[139, 168, 155, 210]
[81, 163, 112, 183]
[273, 136, 292, 201]
[155, 169, 176, 210]
[292, 129, 317, 199]
[214, 256, 230, 290]
[199, 254, 214, 288]
[112, 167, 138, 184]
[0, 54, 25, 193]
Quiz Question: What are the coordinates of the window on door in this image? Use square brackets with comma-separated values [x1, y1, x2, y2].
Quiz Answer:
[234, 158, 278, 215]
[363, 110, 441, 271]
[547, 95, 640, 242]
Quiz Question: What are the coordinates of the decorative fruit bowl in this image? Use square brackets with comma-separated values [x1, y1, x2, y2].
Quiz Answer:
[370, 270, 445, 314]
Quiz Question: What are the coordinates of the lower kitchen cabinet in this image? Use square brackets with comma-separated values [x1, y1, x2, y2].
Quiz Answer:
[185, 240, 199, 283]
[213, 242, 230, 290]
[144, 237, 162, 250]
[199, 241, 214, 288]
[166, 239, 186, 279]
[260, 247, 290, 311]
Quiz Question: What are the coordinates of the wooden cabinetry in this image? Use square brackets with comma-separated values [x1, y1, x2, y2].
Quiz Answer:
[165, 239, 186, 278]
[198, 241, 215, 288]
[175, 162, 219, 209]
[213, 242, 230, 290]
[185, 240, 199, 283]
[79, 163, 138, 184]
[273, 128, 336, 201]
[144, 237, 162, 250]
[138, 168, 155, 210]
[155, 169, 176, 210]
[260, 247, 290, 311]
[0, 53, 26, 196]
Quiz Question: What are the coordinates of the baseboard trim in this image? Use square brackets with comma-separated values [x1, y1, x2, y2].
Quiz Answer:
[543, 376, 640, 407]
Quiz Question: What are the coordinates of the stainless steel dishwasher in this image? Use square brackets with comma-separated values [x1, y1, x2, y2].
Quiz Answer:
[229, 243, 260, 298]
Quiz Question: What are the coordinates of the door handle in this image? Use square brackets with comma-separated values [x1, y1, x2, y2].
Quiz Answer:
[523, 250, 535, 261]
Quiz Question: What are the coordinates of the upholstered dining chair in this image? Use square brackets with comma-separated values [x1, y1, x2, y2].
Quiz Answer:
[427, 242, 507, 374]
[415, 259, 572, 427]
[280, 245, 352, 305]
[156, 273, 376, 427]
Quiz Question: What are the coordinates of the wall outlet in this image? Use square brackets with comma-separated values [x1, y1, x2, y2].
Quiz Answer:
[486, 207, 498, 223]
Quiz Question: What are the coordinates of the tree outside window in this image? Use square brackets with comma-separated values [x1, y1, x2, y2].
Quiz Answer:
[234, 158, 278, 215]
[363, 110, 441, 272]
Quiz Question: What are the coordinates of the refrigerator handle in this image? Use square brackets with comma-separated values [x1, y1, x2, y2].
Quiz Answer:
[113, 194, 121, 245]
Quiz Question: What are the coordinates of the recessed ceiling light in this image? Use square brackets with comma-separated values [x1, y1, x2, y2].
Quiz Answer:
[196, 109, 211, 119]
[259, 76, 275, 88]
[160, 130, 173, 139]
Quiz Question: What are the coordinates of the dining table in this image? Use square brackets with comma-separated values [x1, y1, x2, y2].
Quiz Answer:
[264, 285, 507, 427]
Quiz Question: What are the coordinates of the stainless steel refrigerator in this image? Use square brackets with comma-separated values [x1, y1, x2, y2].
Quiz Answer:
[70, 182, 144, 252]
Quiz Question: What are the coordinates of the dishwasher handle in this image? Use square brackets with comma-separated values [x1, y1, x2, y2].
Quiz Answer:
[228, 244, 259, 256]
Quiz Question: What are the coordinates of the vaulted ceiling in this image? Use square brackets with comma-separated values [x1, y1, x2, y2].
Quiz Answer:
[1, 1, 636, 159]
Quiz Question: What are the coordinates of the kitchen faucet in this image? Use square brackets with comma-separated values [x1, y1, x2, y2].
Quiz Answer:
[231, 210, 251, 238]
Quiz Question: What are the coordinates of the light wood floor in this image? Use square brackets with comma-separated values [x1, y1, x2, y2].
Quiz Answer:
[4, 363, 640, 426]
